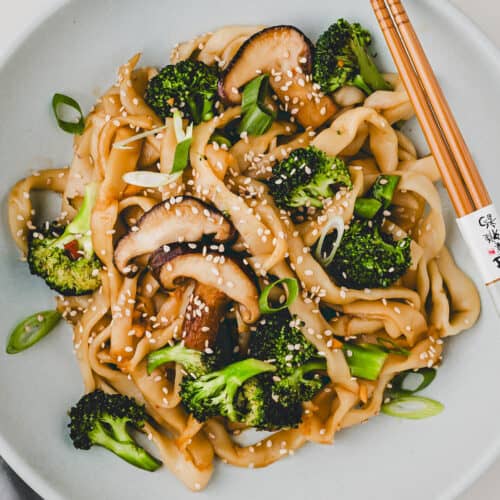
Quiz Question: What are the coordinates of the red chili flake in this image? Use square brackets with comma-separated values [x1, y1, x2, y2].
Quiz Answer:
[64, 240, 81, 261]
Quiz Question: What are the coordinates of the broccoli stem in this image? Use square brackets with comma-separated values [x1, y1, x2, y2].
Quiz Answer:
[200, 95, 215, 121]
[52, 182, 99, 258]
[289, 359, 327, 382]
[351, 74, 373, 95]
[285, 359, 326, 385]
[147, 343, 202, 375]
[350, 34, 391, 93]
[186, 358, 276, 422]
[185, 97, 201, 125]
[101, 415, 132, 443]
[88, 421, 161, 471]
[221, 359, 276, 420]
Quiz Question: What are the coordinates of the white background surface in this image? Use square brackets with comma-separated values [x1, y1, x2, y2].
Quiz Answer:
[0, 0, 498, 499]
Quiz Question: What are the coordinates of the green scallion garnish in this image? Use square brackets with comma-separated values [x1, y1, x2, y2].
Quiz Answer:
[6, 310, 62, 354]
[52, 93, 85, 135]
[354, 197, 383, 219]
[315, 215, 345, 267]
[376, 336, 411, 357]
[241, 74, 268, 112]
[390, 368, 437, 396]
[238, 75, 275, 136]
[371, 175, 401, 209]
[171, 110, 193, 173]
[210, 133, 232, 148]
[343, 343, 388, 381]
[171, 137, 193, 173]
[258, 278, 299, 314]
[381, 395, 444, 420]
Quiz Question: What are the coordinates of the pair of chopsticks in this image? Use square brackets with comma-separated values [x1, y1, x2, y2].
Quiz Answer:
[370, 0, 500, 313]
[370, 0, 490, 216]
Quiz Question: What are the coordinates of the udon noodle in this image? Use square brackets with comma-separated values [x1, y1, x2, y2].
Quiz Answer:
[7, 25, 480, 491]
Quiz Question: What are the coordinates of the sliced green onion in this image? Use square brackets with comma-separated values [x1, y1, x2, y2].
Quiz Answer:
[122, 171, 181, 188]
[381, 395, 444, 420]
[52, 93, 85, 135]
[390, 368, 437, 396]
[210, 133, 232, 148]
[377, 337, 411, 357]
[238, 75, 275, 136]
[171, 110, 194, 173]
[372, 175, 401, 209]
[173, 110, 193, 142]
[343, 343, 388, 381]
[354, 197, 383, 219]
[171, 137, 193, 173]
[259, 278, 299, 314]
[314, 215, 345, 267]
[241, 74, 268, 113]
[6, 310, 62, 354]
[238, 104, 273, 136]
[113, 124, 168, 150]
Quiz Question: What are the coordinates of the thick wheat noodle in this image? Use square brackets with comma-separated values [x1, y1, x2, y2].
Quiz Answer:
[69, 273, 111, 392]
[312, 107, 399, 172]
[6, 34, 481, 491]
[243, 129, 313, 180]
[172, 25, 264, 67]
[8, 168, 69, 254]
[230, 121, 297, 173]
[297, 166, 364, 247]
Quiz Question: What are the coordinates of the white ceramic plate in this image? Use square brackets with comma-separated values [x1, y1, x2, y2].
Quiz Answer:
[1, 1, 499, 499]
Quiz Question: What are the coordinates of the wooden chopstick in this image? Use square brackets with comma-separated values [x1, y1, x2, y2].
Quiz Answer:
[369, 1, 500, 310]
[384, 0, 491, 210]
[370, 0, 474, 216]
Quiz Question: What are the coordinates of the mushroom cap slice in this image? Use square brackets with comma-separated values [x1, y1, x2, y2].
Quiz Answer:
[183, 282, 230, 351]
[219, 25, 337, 129]
[149, 243, 260, 324]
[114, 196, 236, 276]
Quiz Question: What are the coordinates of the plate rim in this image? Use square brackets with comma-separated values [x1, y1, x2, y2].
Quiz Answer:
[0, 1, 499, 499]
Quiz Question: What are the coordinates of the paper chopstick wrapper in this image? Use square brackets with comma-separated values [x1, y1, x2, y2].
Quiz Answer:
[456, 204, 500, 314]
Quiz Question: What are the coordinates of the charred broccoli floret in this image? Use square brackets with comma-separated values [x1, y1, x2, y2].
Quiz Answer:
[248, 311, 326, 410]
[146, 342, 220, 379]
[272, 359, 327, 408]
[313, 19, 391, 95]
[330, 218, 412, 289]
[68, 390, 161, 471]
[237, 377, 303, 430]
[144, 60, 219, 124]
[180, 358, 276, 423]
[27, 183, 102, 296]
[269, 146, 352, 210]
[248, 311, 319, 373]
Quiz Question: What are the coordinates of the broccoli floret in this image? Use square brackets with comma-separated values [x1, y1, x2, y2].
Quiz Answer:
[272, 359, 327, 408]
[248, 311, 319, 373]
[180, 358, 276, 423]
[330, 218, 412, 289]
[313, 19, 391, 95]
[68, 390, 161, 471]
[248, 312, 326, 410]
[237, 377, 303, 430]
[147, 342, 219, 378]
[144, 60, 219, 124]
[27, 183, 102, 296]
[269, 146, 352, 210]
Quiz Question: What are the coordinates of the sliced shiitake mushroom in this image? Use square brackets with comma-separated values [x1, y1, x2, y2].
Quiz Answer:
[219, 25, 337, 129]
[149, 243, 260, 324]
[182, 282, 230, 351]
[114, 196, 236, 276]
